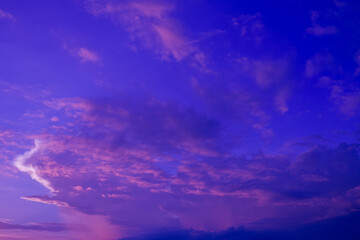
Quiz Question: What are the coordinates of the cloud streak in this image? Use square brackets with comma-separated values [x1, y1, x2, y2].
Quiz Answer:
[0, 8, 15, 21]
[14, 139, 55, 193]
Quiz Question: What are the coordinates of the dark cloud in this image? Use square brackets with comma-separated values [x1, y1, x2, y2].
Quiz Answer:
[122, 211, 360, 240]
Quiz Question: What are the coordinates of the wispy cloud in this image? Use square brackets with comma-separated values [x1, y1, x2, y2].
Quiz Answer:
[305, 52, 335, 78]
[21, 196, 69, 207]
[63, 44, 100, 64]
[13, 139, 55, 193]
[275, 88, 289, 114]
[75, 47, 100, 63]
[232, 13, 264, 44]
[305, 52, 360, 116]
[82, 0, 201, 63]
[0, 8, 15, 21]
[0, 220, 66, 232]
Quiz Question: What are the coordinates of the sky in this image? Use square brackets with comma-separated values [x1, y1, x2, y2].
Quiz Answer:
[1, 0, 360, 239]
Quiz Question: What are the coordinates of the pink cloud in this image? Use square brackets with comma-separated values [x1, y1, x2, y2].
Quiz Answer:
[129, 1, 173, 19]
[62, 44, 100, 64]
[76, 47, 100, 63]
[61, 208, 124, 240]
[83, 0, 202, 63]
[153, 23, 194, 61]
[7, 96, 360, 235]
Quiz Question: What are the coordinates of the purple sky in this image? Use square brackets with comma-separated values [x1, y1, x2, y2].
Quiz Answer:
[1, 0, 360, 239]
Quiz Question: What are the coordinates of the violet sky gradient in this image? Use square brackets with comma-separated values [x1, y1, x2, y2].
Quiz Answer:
[1, 0, 360, 239]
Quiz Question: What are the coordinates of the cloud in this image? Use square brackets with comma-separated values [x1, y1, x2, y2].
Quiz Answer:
[275, 88, 289, 114]
[152, 23, 194, 61]
[191, 76, 274, 137]
[232, 13, 264, 44]
[0, 220, 66, 232]
[294, 143, 360, 191]
[306, 25, 337, 36]
[0, 8, 15, 21]
[75, 47, 100, 63]
[333, 0, 346, 8]
[61, 208, 124, 240]
[8, 95, 358, 235]
[2, 1, 360, 239]
[122, 211, 360, 240]
[305, 52, 335, 78]
[305, 52, 360, 116]
[13, 139, 55, 193]
[82, 0, 201, 63]
[250, 59, 289, 88]
[232, 56, 293, 116]
[306, 11, 337, 36]
[0, 210, 122, 240]
[21, 196, 69, 207]
[63, 45, 100, 64]
[330, 85, 360, 116]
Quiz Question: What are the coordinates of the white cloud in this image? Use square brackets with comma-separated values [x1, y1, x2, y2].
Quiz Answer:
[21, 196, 69, 207]
[14, 139, 55, 193]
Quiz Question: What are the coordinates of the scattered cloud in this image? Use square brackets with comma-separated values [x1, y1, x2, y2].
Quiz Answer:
[6, 95, 359, 235]
[330, 84, 360, 116]
[82, 0, 203, 64]
[232, 13, 264, 44]
[305, 52, 335, 78]
[305, 52, 360, 116]
[306, 11, 337, 36]
[2, 1, 360, 238]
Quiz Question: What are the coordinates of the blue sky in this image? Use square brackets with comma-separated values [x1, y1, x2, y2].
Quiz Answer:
[1, 0, 360, 239]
